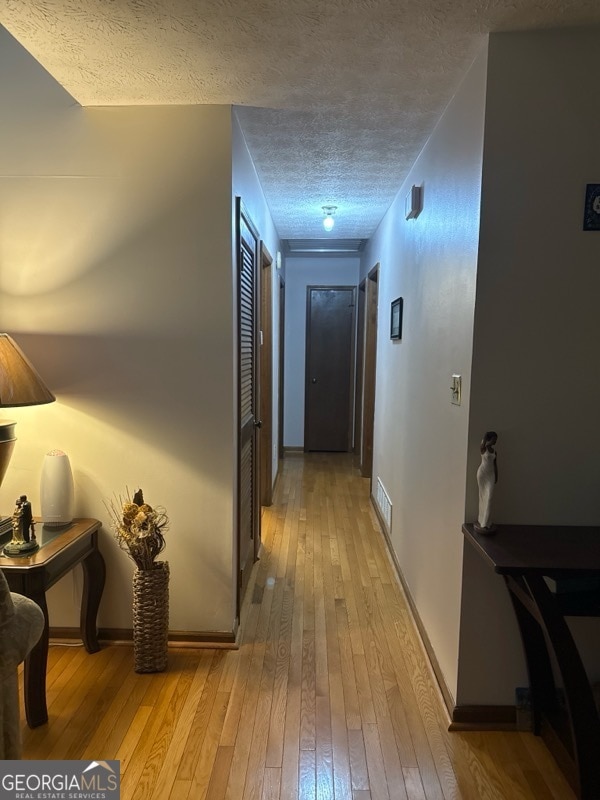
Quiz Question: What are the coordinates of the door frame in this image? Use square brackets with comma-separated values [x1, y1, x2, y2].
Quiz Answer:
[354, 279, 366, 458]
[259, 242, 273, 507]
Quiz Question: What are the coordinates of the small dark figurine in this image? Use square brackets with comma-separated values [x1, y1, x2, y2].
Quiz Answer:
[11, 497, 24, 542]
[18, 495, 35, 543]
[4, 495, 38, 556]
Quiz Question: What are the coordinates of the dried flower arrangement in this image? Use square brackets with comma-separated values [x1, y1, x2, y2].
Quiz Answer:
[108, 488, 169, 571]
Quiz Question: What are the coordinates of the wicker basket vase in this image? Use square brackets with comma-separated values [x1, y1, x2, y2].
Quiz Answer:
[132, 561, 169, 673]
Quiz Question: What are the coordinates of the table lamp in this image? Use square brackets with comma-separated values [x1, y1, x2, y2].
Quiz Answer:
[0, 333, 55, 554]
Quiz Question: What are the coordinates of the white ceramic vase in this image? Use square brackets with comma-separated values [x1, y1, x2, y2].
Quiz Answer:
[40, 450, 75, 526]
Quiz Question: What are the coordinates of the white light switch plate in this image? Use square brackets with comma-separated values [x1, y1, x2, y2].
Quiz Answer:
[451, 374, 461, 405]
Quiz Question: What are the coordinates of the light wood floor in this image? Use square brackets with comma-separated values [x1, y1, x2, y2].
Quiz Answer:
[22, 453, 575, 799]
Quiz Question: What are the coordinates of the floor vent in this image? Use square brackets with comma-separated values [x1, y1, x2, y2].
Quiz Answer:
[375, 477, 392, 534]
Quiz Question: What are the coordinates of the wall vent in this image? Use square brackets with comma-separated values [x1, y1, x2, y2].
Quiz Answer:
[375, 477, 392, 534]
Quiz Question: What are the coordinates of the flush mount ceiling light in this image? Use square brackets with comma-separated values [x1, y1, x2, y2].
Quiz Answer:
[322, 206, 337, 232]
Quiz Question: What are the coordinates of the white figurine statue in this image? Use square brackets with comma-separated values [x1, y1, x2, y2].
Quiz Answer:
[475, 431, 498, 533]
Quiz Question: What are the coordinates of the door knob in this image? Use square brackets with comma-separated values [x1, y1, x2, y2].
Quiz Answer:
[254, 419, 263, 429]
[311, 377, 318, 384]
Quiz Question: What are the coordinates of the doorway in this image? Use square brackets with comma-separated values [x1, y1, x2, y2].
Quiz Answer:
[259, 243, 273, 507]
[304, 286, 356, 452]
[278, 276, 285, 465]
[357, 264, 379, 479]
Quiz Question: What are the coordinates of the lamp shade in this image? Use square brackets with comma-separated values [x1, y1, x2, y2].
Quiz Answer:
[0, 422, 16, 487]
[0, 334, 55, 407]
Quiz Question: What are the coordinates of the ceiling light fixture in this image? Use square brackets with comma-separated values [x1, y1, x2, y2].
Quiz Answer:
[322, 206, 337, 232]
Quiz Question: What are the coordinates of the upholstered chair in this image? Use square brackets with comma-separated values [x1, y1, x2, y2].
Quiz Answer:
[0, 568, 44, 758]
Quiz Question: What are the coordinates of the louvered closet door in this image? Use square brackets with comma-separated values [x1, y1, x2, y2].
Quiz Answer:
[237, 199, 260, 614]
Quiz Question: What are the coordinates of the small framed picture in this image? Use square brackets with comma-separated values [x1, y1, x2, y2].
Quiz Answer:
[390, 297, 403, 340]
[583, 183, 600, 231]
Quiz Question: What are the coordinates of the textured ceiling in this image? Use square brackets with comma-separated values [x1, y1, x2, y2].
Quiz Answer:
[2, 1, 600, 240]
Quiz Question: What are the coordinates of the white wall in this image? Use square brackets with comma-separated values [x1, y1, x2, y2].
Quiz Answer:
[0, 28, 238, 634]
[283, 256, 360, 448]
[457, 28, 600, 704]
[232, 111, 281, 489]
[360, 48, 488, 702]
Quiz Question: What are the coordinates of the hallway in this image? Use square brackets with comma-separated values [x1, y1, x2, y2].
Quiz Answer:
[22, 453, 574, 799]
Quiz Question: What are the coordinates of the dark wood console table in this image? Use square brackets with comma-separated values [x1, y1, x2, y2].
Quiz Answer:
[462, 522, 600, 800]
[0, 518, 105, 727]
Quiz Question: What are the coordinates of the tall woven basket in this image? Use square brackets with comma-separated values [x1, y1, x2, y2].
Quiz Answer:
[132, 561, 169, 673]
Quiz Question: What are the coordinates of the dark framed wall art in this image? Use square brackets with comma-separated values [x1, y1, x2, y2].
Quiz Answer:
[390, 297, 403, 340]
[583, 183, 600, 231]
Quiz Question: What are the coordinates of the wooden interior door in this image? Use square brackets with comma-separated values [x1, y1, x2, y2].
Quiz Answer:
[304, 286, 356, 452]
[278, 277, 285, 464]
[237, 198, 260, 615]
[354, 280, 366, 459]
[361, 264, 379, 479]
[259, 243, 273, 507]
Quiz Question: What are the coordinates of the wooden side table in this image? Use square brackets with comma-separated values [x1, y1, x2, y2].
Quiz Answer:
[463, 522, 600, 800]
[0, 518, 105, 727]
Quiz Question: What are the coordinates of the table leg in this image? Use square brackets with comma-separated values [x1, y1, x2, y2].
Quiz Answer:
[80, 545, 105, 653]
[23, 589, 49, 728]
[505, 575, 559, 734]
[525, 573, 600, 800]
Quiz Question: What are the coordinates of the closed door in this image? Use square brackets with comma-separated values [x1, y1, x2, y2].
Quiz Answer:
[304, 286, 356, 452]
[237, 198, 260, 615]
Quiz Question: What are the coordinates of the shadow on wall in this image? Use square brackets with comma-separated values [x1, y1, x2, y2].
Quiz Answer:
[14, 331, 230, 485]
